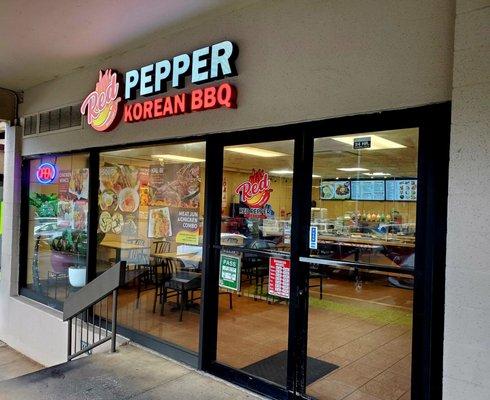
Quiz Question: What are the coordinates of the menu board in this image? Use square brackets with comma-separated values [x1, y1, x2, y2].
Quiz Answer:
[351, 180, 385, 201]
[319, 181, 351, 200]
[386, 179, 417, 201]
[268, 257, 290, 298]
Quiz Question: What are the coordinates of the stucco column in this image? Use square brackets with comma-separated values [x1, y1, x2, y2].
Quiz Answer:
[0, 124, 22, 338]
[444, 1, 490, 399]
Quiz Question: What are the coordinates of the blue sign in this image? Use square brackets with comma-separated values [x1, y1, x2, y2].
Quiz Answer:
[309, 226, 318, 250]
[36, 162, 57, 184]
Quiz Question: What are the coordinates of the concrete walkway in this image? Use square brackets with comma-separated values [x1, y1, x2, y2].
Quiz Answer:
[0, 341, 42, 381]
[0, 343, 265, 400]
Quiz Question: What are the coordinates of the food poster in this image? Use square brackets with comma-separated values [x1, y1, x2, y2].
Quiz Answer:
[58, 170, 72, 201]
[73, 200, 88, 230]
[69, 168, 89, 200]
[57, 200, 73, 229]
[98, 164, 143, 237]
[320, 180, 351, 200]
[147, 207, 199, 245]
[148, 163, 201, 245]
[148, 163, 200, 208]
[148, 207, 172, 238]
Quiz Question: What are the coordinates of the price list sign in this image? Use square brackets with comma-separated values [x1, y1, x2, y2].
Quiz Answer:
[268, 257, 291, 298]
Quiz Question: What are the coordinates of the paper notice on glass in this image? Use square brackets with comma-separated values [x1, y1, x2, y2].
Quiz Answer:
[268, 257, 290, 298]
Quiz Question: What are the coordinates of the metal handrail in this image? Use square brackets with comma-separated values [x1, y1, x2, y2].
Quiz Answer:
[63, 261, 126, 361]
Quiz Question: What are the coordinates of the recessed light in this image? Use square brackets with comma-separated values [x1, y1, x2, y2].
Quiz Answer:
[362, 172, 392, 176]
[151, 154, 205, 163]
[225, 146, 287, 158]
[337, 167, 369, 172]
[331, 134, 406, 150]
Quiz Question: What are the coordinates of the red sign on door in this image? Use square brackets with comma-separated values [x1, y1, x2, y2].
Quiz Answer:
[268, 257, 290, 298]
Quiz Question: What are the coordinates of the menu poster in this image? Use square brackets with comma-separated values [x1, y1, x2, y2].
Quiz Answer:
[386, 179, 417, 201]
[73, 200, 88, 230]
[268, 257, 291, 298]
[320, 181, 351, 200]
[351, 180, 385, 201]
[57, 200, 74, 229]
[69, 168, 89, 200]
[149, 163, 200, 208]
[171, 208, 200, 245]
[58, 170, 72, 201]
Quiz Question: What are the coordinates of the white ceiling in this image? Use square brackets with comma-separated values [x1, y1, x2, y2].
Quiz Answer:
[0, 0, 239, 91]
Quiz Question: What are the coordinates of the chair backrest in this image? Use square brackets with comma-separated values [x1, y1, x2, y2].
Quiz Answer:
[153, 240, 171, 255]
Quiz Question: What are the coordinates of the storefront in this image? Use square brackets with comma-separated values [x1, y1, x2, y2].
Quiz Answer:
[1, 1, 460, 399]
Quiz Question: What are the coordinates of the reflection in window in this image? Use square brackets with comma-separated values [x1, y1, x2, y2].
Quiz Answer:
[25, 155, 90, 306]
[96, 142, 205, 353]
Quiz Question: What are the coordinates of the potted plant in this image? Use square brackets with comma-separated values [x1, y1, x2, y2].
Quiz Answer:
[50, 230, 87, 287]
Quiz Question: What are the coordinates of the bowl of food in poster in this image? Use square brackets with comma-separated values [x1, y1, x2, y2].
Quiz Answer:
[334, 181, 350, 199]
[99, 211, 112, 233]
[111, 212, 124, 234]
[99, 190, 117, 211]
[118, 188, 140, 213]
[320, 182, 335, 200]
[148, 207, 172, 238]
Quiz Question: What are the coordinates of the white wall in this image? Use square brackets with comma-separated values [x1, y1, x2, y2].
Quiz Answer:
[20, 0, 455, 155]
[444, 1, 490, 399]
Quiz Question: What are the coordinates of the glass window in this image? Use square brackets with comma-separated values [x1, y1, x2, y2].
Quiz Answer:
[217, 140, 294, 387]
[306, 128, 417, 399]
[96, 142, 205, 353]
[25, 154, 90, 306]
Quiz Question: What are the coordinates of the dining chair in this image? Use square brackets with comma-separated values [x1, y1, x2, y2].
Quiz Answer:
[152, 240, 171, 255]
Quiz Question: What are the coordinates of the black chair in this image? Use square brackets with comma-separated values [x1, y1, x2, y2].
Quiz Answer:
[308, 264, 325, 299]
[161, 259, 201, 321]
[152, 240, 171, 255]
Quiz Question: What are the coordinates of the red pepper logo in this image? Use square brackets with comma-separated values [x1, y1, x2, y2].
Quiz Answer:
[81, 69, 122, 132]
[235, 169, 272, 208]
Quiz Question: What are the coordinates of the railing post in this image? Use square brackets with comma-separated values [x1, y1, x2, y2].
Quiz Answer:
[111, 289, 118, 353]
[67, 317, 72, 360]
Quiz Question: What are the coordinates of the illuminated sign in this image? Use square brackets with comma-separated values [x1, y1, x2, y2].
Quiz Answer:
[81, 69, 122, 132]
[36, 163, 57, 184]
[81, 41, 238, 132]
[235, 169, 271, 208]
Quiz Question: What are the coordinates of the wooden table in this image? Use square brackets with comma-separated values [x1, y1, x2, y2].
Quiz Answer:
[100, 240, 150, 262]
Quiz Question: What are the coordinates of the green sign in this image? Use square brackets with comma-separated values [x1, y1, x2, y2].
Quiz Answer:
[219, 253, 241, 291]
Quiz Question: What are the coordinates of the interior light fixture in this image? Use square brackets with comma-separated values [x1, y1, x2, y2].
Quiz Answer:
[151, 154, 205, 163]
[270, 169, 321, 178]
[331, 134, 406, 150]
[363, 172, 392, 176]
[337, 167, 369, 172]
[225, 146, 287, 158]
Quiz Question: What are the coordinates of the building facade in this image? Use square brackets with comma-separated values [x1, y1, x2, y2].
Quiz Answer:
[0, 1, 488, 399]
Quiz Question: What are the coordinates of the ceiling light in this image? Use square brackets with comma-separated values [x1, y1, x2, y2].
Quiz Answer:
[337, 167, 369, 172]
[225, 146, 287, 158]
[269, 169, 293, 175]
[270, 170, 321, 178]
[362, 172, 392, 176]
[151, 154, 205, 163]
[331, 134, 406, 150]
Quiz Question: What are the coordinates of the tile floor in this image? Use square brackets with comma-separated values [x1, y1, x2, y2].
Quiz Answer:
[101, 275, 413, 400]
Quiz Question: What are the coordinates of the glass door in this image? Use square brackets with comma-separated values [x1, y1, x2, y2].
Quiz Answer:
[215, 139, 294, 389]
[303, 129, 418, 400]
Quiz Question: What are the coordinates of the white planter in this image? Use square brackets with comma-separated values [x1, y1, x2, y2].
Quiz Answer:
[68, 266, 87, 288]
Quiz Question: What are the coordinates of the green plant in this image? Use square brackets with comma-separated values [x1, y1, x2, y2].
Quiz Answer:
[29, 193, 58, 217]
[50, 230, 87, 256]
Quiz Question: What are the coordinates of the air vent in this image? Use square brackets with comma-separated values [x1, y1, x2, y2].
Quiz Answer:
[38, 104, 82, 134]
[23, 115, 38, 136]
